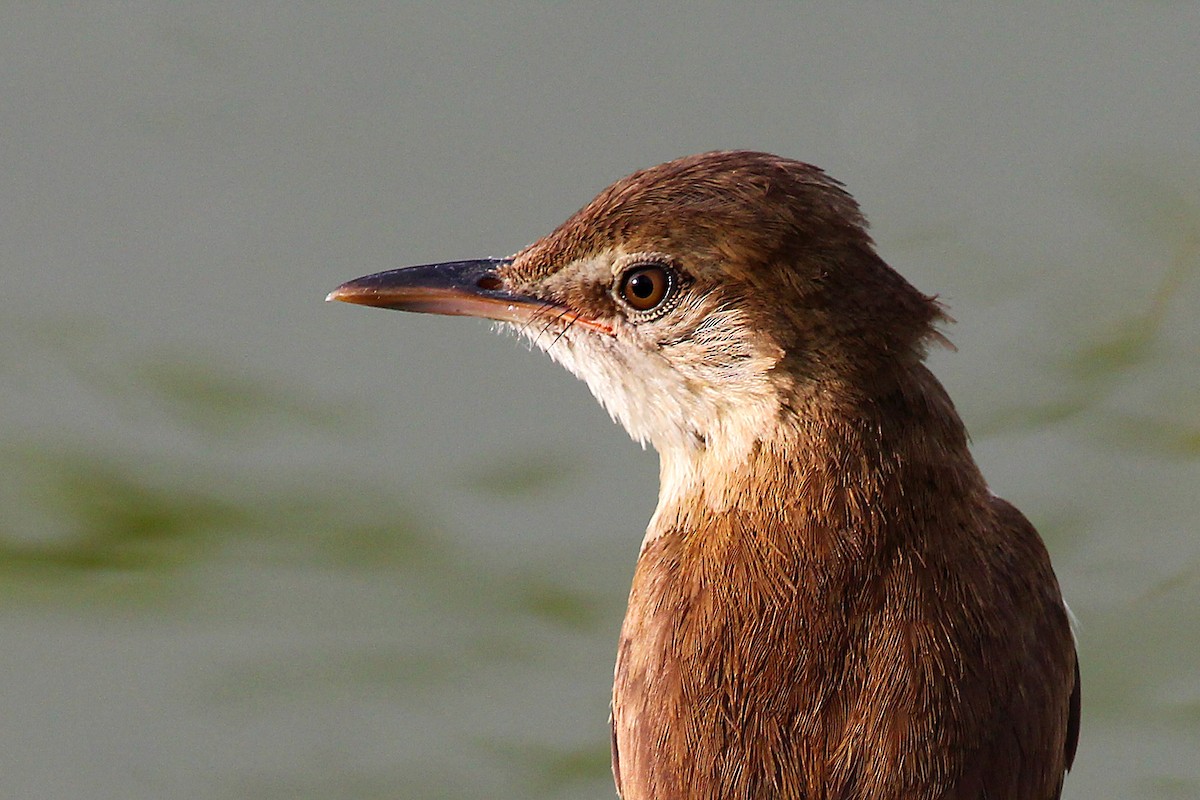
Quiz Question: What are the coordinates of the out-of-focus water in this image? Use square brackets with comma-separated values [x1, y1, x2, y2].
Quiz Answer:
[1, 5, 1197, 799]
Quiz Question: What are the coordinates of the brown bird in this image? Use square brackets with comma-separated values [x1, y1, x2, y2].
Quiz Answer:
[329, 151, 1080, 799]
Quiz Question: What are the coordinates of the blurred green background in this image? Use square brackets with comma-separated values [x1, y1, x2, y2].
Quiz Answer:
[2, 4, 1197, 799]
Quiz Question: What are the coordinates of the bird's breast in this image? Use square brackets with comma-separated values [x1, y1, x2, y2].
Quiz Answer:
[611, 526, 845, 800]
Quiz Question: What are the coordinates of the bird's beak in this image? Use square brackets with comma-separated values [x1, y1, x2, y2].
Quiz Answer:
[326, 258, 540, 325]
[328, 257, 613, 334]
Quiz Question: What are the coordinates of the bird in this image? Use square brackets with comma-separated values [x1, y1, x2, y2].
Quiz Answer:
[328, 151, 1080, 800]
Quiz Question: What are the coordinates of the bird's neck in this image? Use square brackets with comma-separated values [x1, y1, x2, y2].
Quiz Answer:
[646, 362, 986, 551]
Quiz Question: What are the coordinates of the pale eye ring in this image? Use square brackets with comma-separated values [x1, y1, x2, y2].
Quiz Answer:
[618, 264, 674, 313]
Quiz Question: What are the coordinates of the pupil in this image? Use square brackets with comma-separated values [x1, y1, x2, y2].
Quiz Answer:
[630, 274, 653, 298]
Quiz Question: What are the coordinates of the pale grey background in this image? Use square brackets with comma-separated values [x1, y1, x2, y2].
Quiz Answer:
[1, 4, 1198, 799]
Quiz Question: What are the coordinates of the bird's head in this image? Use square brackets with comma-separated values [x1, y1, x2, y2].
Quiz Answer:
[330, 151, 944, 463]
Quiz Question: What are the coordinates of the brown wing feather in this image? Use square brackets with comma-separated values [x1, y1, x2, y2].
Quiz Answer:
[1065, 653, 1081, 770]
[611, 708, 623, 798]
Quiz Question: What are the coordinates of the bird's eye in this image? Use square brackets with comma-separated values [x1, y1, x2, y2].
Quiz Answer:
[618, 264, 673, 313]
